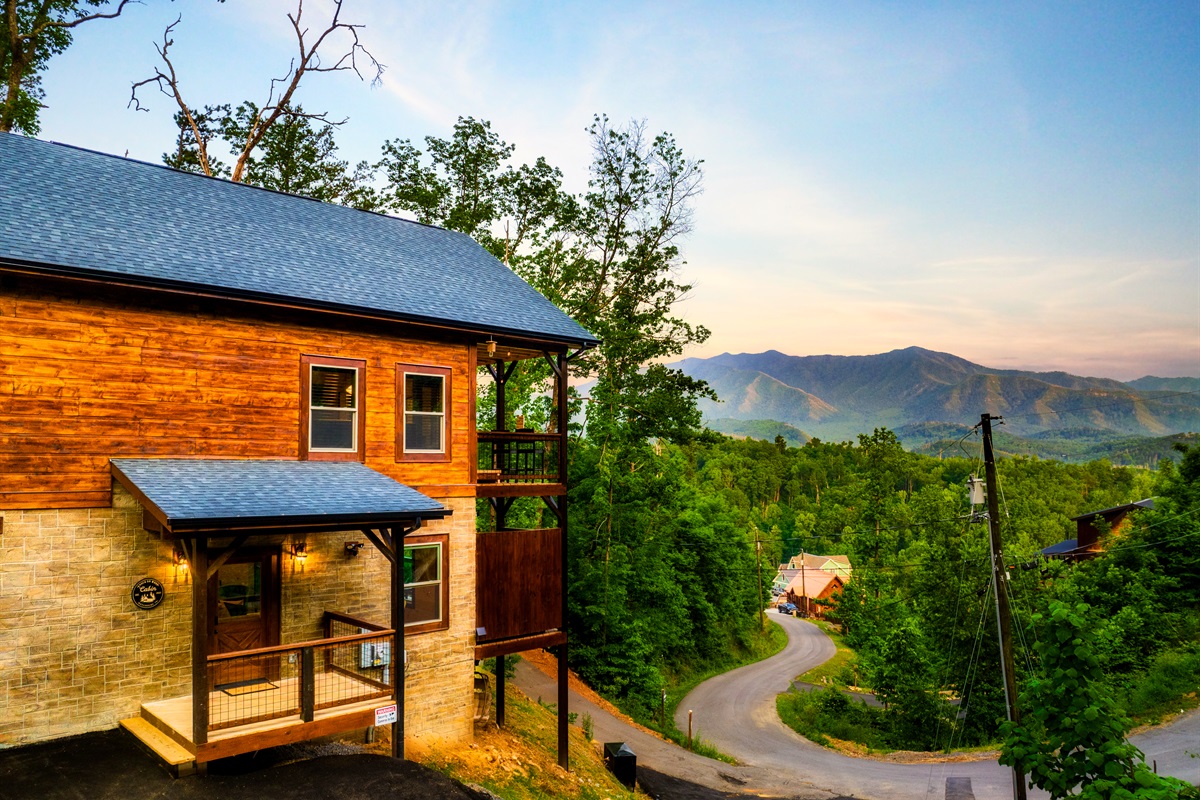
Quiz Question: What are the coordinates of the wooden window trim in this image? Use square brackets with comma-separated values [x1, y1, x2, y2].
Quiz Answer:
[404, 533, 449, 635]
[396, 363, 452, 463]
[300, 354, 366, 462]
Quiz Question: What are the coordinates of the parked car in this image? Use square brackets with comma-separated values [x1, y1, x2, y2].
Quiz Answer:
[777, 602, 797, 614]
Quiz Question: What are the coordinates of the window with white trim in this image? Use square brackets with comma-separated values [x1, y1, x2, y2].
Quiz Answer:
[397, 364, 450, 462]
[404, 535, 448, 633]
[301, 355, 365, 461]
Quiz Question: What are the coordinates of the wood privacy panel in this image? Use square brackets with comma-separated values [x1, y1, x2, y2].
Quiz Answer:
[475, 528, 562, 642]
[0, 283, 474, 509]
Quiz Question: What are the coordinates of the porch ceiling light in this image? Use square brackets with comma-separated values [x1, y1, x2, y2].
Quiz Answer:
[486, 337, 496, 358]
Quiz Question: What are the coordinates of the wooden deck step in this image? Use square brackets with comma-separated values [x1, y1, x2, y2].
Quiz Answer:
[120, 716, 197, 776]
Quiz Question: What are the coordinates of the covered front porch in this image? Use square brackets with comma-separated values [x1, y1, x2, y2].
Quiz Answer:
[110, 459, 450, 772]
[123, 612, 394, 768]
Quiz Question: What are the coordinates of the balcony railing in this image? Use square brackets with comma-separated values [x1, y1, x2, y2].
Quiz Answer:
[205, 611, 393, 732]
[477, 430, 560, 484]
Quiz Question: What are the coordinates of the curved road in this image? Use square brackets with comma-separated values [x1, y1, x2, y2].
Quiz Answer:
[675, 615, 1200, 799]
[514, 616, 1199, 799]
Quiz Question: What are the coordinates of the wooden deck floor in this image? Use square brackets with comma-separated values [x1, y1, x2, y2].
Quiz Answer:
[140, 671, 392, 763]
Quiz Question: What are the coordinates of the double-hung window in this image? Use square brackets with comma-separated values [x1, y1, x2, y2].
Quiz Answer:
[301, 355, 365, 461]
[397, 364, 450, 462]
[403, 534, 448, 633]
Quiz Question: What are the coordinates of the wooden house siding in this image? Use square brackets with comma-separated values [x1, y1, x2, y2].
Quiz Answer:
[0, 280, 476, 510]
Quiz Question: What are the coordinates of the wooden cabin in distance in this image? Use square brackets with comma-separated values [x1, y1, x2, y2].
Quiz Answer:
[1041, 499, 1154, 562]
[0, 133, 597, 772]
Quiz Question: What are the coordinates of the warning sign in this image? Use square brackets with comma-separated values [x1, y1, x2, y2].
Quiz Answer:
[375, 704, 397, 726]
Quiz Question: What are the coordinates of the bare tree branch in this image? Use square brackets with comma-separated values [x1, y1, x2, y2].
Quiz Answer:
[25, 0, 133, 37]
[228, 0, 382, 182]
[128, 18, 219, 178]
[128, 0, 384, 184]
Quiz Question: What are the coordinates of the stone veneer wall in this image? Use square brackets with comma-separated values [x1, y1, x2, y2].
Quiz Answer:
[279, 495, 477, 743]
[0, 488, 477, 748]
[0, 485, 191, 747]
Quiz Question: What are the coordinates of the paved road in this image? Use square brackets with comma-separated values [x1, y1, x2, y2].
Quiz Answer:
[676, 614, 1200, 800]
[515, 616, 1200, 799]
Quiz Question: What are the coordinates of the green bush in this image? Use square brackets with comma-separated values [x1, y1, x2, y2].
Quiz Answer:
[1118, 646, 1200, 721]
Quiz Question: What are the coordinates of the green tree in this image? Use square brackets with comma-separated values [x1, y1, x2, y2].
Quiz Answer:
[1000, 601, 1191, 799]
[1, 0, 131, 134]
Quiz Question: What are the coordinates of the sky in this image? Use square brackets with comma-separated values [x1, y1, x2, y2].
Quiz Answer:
[33, 0, 1200, 381]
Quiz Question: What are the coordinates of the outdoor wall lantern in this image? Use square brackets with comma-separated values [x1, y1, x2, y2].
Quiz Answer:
[344, 541, 365, 557]
[172, 544, 188, 572]
[291, 542, 308, 563]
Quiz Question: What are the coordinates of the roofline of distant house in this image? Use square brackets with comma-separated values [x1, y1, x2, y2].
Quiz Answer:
[0, 256, 600, 350]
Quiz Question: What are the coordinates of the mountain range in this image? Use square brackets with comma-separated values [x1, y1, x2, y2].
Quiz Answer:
[674, 347, 1200, 452]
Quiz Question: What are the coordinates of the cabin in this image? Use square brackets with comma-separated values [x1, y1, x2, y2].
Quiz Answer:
[0, 133, 597, 773]
[1041, 499, 1154, 562]
[776, 553, 852, 591]
[783, 568, 844, 618]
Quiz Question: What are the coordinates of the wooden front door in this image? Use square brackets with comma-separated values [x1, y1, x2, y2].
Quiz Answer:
[207, 548, 281, 687]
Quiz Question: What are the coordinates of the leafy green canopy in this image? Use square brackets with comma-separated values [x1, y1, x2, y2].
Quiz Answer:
[1, 0, 131, 135]
[1001, 601, 1193, 800]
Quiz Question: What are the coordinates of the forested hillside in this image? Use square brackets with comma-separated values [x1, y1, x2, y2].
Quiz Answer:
[555, 426, 1199, 746]
[353, 111, 1198, 764]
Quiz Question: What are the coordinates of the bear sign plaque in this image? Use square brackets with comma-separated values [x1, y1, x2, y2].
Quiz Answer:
[131, 577, 165, 610]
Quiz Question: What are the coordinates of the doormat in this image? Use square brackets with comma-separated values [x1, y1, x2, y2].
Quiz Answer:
[218, 679, 278, 697]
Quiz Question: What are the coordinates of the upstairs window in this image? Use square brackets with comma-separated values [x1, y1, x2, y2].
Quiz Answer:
[301, 355, 365, 461]
[397, 364, 451, 462]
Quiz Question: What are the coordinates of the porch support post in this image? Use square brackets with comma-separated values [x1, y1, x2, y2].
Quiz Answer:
[190, 538, 209, 747]
[389, 526, 405, 759]
[555, 350, 569, 770]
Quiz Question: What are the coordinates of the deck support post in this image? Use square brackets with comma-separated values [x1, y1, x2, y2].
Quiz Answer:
[190, 539, 209, 747]
[495, 655, 506, 727]
[555, 350, 569, 771]
[389, 526, 405, 760]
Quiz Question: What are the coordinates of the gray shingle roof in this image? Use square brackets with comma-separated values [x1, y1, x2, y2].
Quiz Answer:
[110, 459, 448, 532]
[0, 133, 596, 346]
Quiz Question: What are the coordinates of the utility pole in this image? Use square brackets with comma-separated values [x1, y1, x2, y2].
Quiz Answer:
[980, 413, 1027, 800]
[755, 533, 764, 630]
[800, 549, 807, 618]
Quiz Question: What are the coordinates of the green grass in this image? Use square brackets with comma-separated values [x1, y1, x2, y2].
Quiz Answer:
[621, 619, 788, 764]
[795, 620, 867, 689]
[1117, 647, 1200, 726]
[776, 686, 891, 752]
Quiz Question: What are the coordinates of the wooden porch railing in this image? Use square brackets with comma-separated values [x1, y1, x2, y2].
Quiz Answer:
[206, 611, 393, 732]
[477, 430, 560, 484]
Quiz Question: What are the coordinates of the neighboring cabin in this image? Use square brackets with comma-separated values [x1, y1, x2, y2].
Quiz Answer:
[1041, 499, 1154, 562]
[0, 133, 597, 771]
[782, 569, 845, 619]
[772, 554, 851, 618]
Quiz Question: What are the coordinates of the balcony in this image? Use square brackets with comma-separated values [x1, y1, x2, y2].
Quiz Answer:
[475, 430, 563, 497]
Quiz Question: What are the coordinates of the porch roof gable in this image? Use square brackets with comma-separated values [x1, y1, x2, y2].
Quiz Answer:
[110, 459, 449, 535]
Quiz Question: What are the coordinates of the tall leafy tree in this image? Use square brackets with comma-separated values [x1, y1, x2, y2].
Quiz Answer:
[1001, 601, 1192, 799]
[1, 0, 131, 134]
